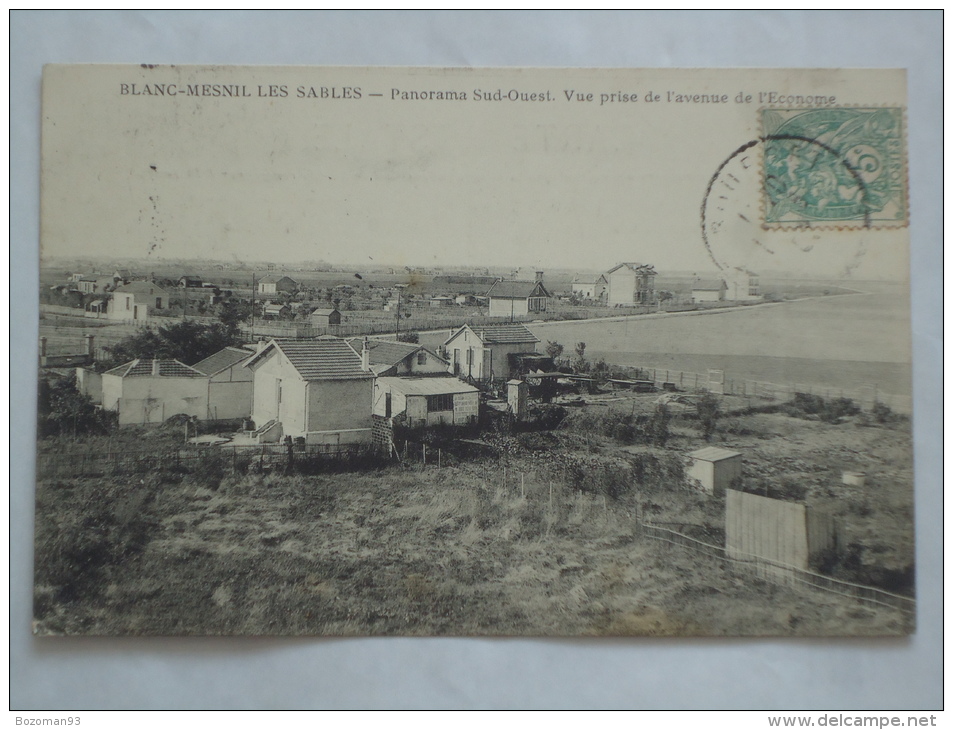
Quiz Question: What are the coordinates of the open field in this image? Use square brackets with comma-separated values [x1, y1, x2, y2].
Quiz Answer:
[34, 393, 913, 637]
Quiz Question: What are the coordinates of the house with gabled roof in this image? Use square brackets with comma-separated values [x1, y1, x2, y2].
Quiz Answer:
[108, 281, 172, 321]
[571, 274, 608, 303]
[243, 338, 374, 445]
[257, 275, 298, 296]
[486, 273, 551, 318]
[192, 346, 255, 421]
[101, 359, 208, 425]
[605, 262, 657, 306]
[344, 338, 448, 377]
[691, 278, 727, 303]
[725, 267, 761, 301]
[443, 323, 540, 381]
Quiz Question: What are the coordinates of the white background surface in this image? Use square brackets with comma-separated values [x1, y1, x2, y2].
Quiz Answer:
[10, 10, 943, 710]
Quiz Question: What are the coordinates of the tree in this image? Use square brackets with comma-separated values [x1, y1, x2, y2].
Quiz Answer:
[102, 320, 242, 368]
[37, 374, 115, 438]
[696, 392, 721, 442]
[545, 340, 564, 361]
[573, 342, 588, 373]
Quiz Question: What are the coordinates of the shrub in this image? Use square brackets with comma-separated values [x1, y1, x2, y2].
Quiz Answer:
[37, 374, 116, 438]
[871, 401, 896, 425]
[696, 392, 721, 441]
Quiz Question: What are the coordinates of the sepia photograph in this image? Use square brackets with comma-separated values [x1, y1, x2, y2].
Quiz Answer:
[34, 64, 916, 638]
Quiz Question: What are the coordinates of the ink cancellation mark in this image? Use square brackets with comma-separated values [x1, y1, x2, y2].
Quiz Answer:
[760, 107, 908, 230]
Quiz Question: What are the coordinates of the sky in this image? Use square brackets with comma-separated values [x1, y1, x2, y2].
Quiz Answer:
[41, 65, 910, 280]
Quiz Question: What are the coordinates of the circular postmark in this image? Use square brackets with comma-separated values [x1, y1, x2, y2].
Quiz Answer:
[702, 136, 874, 281]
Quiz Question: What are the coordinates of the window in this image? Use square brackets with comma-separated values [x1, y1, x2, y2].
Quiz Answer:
[417, 352, 426, 366]
[426, 393, 454, 412]
[125, 297, 130, 310]
[155, 298, 162, 309]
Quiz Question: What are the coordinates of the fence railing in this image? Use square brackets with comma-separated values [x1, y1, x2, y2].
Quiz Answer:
[628, 368, 912, 414]
[36, 441, 377, 479]
[641, 523, 915, 615]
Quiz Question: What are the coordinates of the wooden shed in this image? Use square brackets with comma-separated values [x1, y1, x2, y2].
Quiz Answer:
[309, 308, 342, 328]
[687, 446, 742, 496]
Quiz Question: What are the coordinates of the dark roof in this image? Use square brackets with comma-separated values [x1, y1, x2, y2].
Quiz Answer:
[104, 359, 205, 378]
[309, 308, 340, 317]
[246, 339, 371, 380]
[447, 323, 540, 345]
[692, 278, 727, 291]
[606, 262, 657, 275]
[346, 338, 419, 367]
[191, 346, 253, 376]
[486, 280, 551, 299]
[114, 281, 171, 295]
[259, 274, 297, 284]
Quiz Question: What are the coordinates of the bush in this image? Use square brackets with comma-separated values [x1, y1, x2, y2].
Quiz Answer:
[37, 374, 116, 438]
[696, 392, 721, 441]
[871, 401, 896, 425]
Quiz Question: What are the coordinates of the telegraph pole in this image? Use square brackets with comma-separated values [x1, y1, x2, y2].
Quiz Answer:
[250, 273, 256, 341]
[395, 288, 401, 341]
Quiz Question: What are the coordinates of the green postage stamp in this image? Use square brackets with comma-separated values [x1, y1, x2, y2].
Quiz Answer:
[761, 107, 908, 228]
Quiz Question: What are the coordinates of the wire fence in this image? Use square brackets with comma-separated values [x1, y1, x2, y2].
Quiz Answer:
[640, 522, 915, 615]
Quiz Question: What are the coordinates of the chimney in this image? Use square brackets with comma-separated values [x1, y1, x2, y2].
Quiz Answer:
[84, 334, 94, 357]
[361, 336, 370, 371]
[535, 271, 544, 283]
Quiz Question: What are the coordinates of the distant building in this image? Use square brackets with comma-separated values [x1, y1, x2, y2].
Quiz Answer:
[108, 281, 172, 321]
[605, 262, 657, 306]
[485, 272, 551, 318]
[725, 268, 761, 301]
[429, 295, 454, 307]
[77, 275, 116, 294]
[262, 303, 291, 320]
[444, 323, 540, 381]
[373, 376, 479, 428]
[192, 346, 255, 421]
[258, 275, 298, 295]
[101, 359, 208, 425]
[571, 274, 608, 302]
[244, 338, 374, 445]
[178, 275, 204, 289]
[691, 278, 727, 303]
[345, 338, 448, 377]
[309, 308, 342, 329]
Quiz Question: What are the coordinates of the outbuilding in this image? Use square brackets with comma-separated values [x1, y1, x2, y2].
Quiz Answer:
[373, 376, 479, 428]
[691, 278, 727, 303]
[101, 359, 208, 425]
[687, 446, 742, 496]
[309, 308, 342, 329]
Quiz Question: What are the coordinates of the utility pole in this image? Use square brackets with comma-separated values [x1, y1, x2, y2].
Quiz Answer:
[395, 288, 401, 341]
[250, 273, 256, 341]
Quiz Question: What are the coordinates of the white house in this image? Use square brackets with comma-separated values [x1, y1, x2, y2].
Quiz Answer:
[191, 346, 255, 421]
[257, 275, 298, 296]
[605, 262, 657, 306]
[691, 278, 727, 303]
[444, 323, 540, 381]
[571, 274, 608, 302]
[243, 338, 374, 446]
[485, 274, 551, 318]
[101, 359, 208, 425]
[725, 268, 761, 301]
[373, 376, 480, 428]
[107, 281, 172, 321]
[345, 338, 448, 377]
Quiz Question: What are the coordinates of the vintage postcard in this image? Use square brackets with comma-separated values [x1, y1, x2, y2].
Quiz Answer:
[35, 65, 914, 636]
